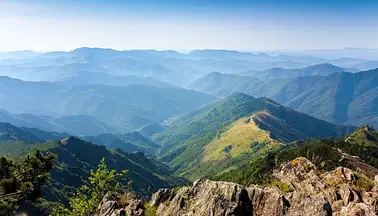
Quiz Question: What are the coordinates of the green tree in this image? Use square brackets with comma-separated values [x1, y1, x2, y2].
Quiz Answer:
[0, 150, 56, 216]
[51, 158, 129, 216]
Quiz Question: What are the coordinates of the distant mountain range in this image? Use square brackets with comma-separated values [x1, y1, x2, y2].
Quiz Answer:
[238, 63, 359, 80]
[267, 48, 378, 62]
[189, 68, 378, 128]
[0, 76, 215, 132]
[1, 48, 376, 86]
[153, 93, 355, 179]
[0, 63, 176, 88]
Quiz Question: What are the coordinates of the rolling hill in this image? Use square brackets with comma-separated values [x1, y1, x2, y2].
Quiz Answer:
[190, 69, 378, 128]
[153, 93, 355, 179]
[0, 76, 216, 132]
[351, 60, 378, 71]
[136, 122, 165, 137]
[188, 71, 263, 97]
[57, 70, 176, 88]
[0, 110, 114, 136]
[84, 131, 159, 154]
[0, 122, 42, 143]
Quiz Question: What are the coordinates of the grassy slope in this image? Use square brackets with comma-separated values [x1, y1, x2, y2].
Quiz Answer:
[201, 114, 280, 163]
[155, 93, 266, 157]
[214, 126, 378, 186]
[154, 93, 354, 180]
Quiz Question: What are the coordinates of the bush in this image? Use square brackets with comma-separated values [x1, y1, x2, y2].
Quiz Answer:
[223, 145, 232, 153]
[353, 173, 374, 192]
[51, 158, 129, 216]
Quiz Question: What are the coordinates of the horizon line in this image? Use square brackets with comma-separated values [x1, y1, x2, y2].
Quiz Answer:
[2, 46, 378, 54]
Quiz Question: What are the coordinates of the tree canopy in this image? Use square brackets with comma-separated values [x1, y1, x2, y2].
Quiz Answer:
[0, 150, 56, 215]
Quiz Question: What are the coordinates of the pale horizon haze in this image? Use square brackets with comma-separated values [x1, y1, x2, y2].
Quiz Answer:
[1, 0, 378, 52]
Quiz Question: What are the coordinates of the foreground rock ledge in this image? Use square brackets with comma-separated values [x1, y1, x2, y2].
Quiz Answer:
[96, 157, 378, 216]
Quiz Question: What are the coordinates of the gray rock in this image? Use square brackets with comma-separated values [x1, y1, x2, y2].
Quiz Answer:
[125, 199, 144, 216]
[150, 188, 176, 207]
[246, 186, 288, 216]
[155, 179, 252, 216]
[95, 194, 125, 216]
[97, 157, 378, 216]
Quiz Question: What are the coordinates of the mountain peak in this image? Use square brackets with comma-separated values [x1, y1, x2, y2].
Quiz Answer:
[71, 47, 118, 54]
[345, 125, 377, 146]
[228, 92, 254, 100]
[306, 63, 341, 69]
[360, 125, 376, 132]
[60, 136, 83, 145]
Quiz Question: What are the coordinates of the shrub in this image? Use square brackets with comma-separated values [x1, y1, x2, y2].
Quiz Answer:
[353, 173, 374, 192]
[223, 145, 232, 153]
[51, 158, 129, 216]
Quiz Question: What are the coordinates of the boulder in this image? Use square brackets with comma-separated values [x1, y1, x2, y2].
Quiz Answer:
[95, 194, 125, 216]
[125, 199, 144, 216]
[154, 179, 252, 216]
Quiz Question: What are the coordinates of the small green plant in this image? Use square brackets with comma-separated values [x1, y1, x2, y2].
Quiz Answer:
[144, 203, 157, 216]
[173, 186, 182, 193]
[223, 145, 232, 153]
[51, 158, 129, 216]
[268, 180, 294, 193]
[353, 173, 374, 192]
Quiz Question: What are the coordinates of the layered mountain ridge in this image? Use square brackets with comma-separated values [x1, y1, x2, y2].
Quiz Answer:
[239, 63, 358, 80]
[0, 76, 216, 132]
[190, 68, 378, 128]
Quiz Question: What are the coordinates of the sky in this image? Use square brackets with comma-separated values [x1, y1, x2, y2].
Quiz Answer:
[0, 0, 378, 52]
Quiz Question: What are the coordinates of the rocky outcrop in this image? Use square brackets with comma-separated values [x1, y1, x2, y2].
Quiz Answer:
[151, 179, 252, 216]
[97, 157, 378, 216]
[95, 194, 126, 216]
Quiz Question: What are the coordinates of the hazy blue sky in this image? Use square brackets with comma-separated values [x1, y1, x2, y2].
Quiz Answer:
[0, 0, 377, 51]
